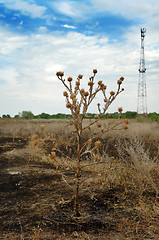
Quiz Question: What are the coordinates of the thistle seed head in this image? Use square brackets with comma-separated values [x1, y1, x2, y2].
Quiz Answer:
[66, 102, 72, 108]
[63, 91, 68, 97]
[110, 91, 115, 96]
[40, 125, 44, 131]
[32, 134, 38, 140]
[118, 107, 123, 112]
[120, 76, 124, 81]
[76, 81, 80, 86]
[78, 74, 83, 79]
[50, 151, 56, 159]
[94, 140, 101, 147]
[98, 81, 103, 86]
[88, 81, 94, 87]
[88, 126, 91, 130]
[124, 118, 129, 124]
[123, 125, 128, 130]
[56, 71, 64, 77]
[84, 91, 89, 97]
[117, 80, 122, 85]
[94, 154, 100, 161]
[94, 115, 99, 119]
[101, 84, 106, 90]
[70, 93, 76, 99]
[80, 89, 85, 94]
[33, 140, 38, 146]
[93, 69, 97, 74]
[87, 139, 92, 144]
[67, 77, 73, 82]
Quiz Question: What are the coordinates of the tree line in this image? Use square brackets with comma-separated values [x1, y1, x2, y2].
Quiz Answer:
[1, 111, 159, 121]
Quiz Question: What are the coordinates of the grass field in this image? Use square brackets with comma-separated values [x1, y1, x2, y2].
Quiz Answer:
[0, 118, 159, 239]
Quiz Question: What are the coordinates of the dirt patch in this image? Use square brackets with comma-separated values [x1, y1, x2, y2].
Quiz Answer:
[0, 137, 159, 239]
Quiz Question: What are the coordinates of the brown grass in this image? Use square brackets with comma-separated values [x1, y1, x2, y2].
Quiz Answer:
[0, 118, 159, 239]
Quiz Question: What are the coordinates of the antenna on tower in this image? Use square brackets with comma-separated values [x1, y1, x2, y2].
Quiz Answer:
[137, 27, 148, 117]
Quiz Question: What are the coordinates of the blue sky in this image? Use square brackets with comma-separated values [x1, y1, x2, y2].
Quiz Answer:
[0, 0, 159, 116]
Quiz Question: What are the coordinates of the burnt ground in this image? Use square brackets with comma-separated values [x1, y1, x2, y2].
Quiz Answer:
[0, 137, 159, 239]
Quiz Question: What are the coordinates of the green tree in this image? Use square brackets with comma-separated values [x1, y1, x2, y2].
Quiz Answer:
[19, 111, 34, 119]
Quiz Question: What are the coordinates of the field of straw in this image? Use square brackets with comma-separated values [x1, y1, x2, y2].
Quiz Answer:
[0, 118, 159, 239]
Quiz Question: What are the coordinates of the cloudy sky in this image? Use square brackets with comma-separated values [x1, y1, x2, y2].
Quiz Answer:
[0, 0, 159, 117]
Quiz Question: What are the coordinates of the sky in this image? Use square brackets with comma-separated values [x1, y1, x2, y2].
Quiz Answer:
[0, 0, 159, 117]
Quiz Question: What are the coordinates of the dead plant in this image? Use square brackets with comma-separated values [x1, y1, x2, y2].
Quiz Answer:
[55, 69, 126, 216]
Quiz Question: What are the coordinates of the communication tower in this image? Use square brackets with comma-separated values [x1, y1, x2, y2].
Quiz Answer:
[137, 28, 147, 116]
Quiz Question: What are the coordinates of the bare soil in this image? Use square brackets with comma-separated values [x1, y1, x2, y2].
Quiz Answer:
[0, 136, 159, 239]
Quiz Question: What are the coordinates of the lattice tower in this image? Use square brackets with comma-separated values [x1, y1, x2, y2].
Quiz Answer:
[137, 28, 148, 116]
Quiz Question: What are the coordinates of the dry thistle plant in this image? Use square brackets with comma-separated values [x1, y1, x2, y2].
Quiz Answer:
[56, 69, 126, 217]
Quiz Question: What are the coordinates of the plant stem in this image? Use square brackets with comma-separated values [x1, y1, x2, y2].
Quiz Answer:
[74, 133, 81, 217]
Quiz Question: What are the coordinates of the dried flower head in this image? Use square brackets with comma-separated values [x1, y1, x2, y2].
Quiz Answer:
[50, 151, 56, 159]
[104, 98, 107, 102]
[98, 81, 103, 86]
[87, 139, 92, 144]
[101, 84, 106, 90]
[94, 115, 99, 119]
[70, 93, 76, 99]
[40, 125, 44, 131]
[94, 140, 101, 147]
[56, 71, 64, 77]
[93, 69, 97, 74]
[76, 81, 80, 86]
[67, 77, 73, 82]
[110, 91, 115, 96]
[87, 126, 91, 130]
[33, 140, 38, 146]
[117, 80, 122, 85]
[120, 76, 124, 81]
[80, 88, 85, 94]
[123, 125, 128, 130]
[84, 91, 89, 97]
[97, 123, 102, 128]
[32, 134, 38, 140]
[118, 107, 123, 112]
[94, 154, 100, 161]
[124, 118, 129, 124]
[63, 91, 68, 97]
[88, 81, 94, 87]
[66, 102, 72, 108]
[78, 74, 83, 79]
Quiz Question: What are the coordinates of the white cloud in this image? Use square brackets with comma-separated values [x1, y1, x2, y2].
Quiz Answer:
[52, 0, 90, 20]
[38, 26, 48, 33]
[1, 0, 46, 18]
[62, 24, 77, 29]
[1, 26, 158, 116]
[0, 0, 159, 116]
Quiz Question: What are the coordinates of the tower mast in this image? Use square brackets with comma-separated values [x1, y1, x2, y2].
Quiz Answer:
[137, 28, 147, 116]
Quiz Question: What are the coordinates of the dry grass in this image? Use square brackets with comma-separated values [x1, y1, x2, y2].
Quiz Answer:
[0, 118, 159, 239]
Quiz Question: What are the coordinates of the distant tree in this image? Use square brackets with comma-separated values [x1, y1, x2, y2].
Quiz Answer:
[2, 114, 11, 118]
[14, 114, 20, 118]
[148, 112, 159, 122]
[19, 111, 34, 119]
[39, 112, 51, 119]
